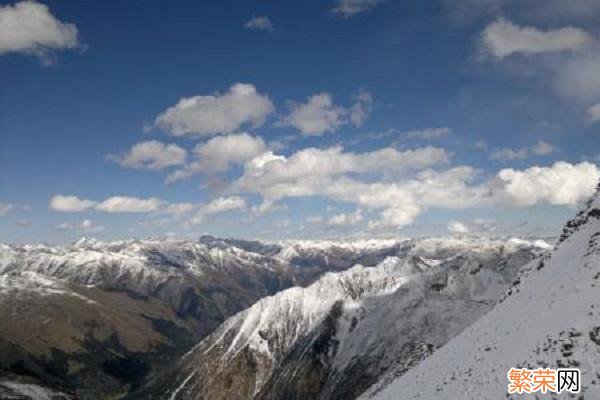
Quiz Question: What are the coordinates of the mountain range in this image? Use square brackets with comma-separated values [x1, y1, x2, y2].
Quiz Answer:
[3, 200, 597, 400]
[136, 237, 547, 400]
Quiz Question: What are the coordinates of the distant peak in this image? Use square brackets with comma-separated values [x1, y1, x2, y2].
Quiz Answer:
[72, 236, 100, 248]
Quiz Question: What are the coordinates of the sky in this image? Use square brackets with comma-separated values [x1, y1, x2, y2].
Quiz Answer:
[0, 0, 600, 244]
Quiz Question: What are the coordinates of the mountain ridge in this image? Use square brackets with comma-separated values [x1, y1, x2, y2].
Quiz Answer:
[136, 237, 548, 400]
[364, 183, 600, 399]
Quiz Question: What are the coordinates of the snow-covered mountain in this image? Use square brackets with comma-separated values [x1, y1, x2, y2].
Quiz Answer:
[0, 236, 414, 399]
[137, 237, 548, 400]
[364, 184, 600, 399]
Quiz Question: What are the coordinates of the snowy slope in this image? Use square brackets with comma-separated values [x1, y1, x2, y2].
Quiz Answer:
[139, 237, 547, 400]
[365, 186, 600, 400]
[0, 380, 74, 400]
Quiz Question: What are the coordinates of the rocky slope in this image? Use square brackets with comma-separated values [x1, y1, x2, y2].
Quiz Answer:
[137, 237, 548, 400]
[364, 184, 600, 399]
[0, 236, 403, 399]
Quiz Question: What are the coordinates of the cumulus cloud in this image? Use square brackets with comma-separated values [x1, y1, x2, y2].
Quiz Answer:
[234, 146, 451, 200]
[190, 196, 246, 224]
[281, 93, 346, 135]
[155, 83, 274, 136]
[405, 127, 452, 140]
[448, 220, 469, 234]
[233, 138, 598, 229]
[495, 161, 600, 206]
[587, 102, 600, 124]
[202, 196, 246, 214]
[332, 0, 384, 17]
[50, 195, 96, 212]
[368, 205, 422, 230]
[234, 147, 476, 229]
[167, 133, 267, 182]
[94, 196, 164, 213]
[0, 202, 14, 216]
[328, 208, 364, 226]
[482, 18, 593, 58]
[245, 16, 274, 31]
[281, 90, 374, 135]
[108, 140, 187, 171]
[0, 1, 80, 62]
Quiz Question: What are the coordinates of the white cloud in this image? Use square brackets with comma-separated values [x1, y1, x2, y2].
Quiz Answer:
[95, 196, 164, 213]
[531, 140, 557, 156]
[281, 93, 346, 135]
[349, 89, 373, 127]
[190, 196, 246, 224]
[492, 141, 558, 161]
[235, 147, 476, 229]
[56, 220, 103, 231]
[161, 202, 196, 216]
[50, 195, 96, 212]
[281, 91, 374, 135]
[250, 199, 285, 217]
[328, 208, 364, 226]
[234, 146, 451, 201]
[108, 140, 187, 171]
[491, 147, 529, 161]
[80, 219, 104, 232]
[245, 16, 274, 31]
[495, 161, 600, 206]
[202, 196, 246, 214]
[0, 202, 14, 216]
[167, 133, 267, 182]
[234, 141, 599, 229]
[155, 83, 274, 136]
[405, 127, 452, 140]
[448, 220, 469, 234]
[368, 204, 422, 230]
[482, 18, 593, 58]
[587, 102, 600, 124]
[332, 0, 384, 17]
[0, 1, 80, 60]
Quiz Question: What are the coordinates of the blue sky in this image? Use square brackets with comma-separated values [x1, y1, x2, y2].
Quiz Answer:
[1, 0, 599, 244]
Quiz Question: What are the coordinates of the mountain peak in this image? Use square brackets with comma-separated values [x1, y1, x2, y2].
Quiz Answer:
[558, 179, 600, 244]
[72, 236, 101, 248]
